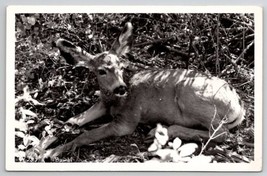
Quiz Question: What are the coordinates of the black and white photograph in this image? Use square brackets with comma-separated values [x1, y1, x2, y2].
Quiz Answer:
[6, 6, 262, 171]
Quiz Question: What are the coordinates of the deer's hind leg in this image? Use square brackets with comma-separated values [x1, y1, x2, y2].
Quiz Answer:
[167, 125, 210, 142]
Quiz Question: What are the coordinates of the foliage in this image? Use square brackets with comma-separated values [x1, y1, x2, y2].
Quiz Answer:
[14, 13, 254, 163]
[146, 124, 213, 163]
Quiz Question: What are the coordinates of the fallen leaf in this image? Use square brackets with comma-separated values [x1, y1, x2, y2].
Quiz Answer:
[15, 131, 25, 138]
[189, 154, 213, 163]
[172, 137, 182, 150]
[155, 123, 169, 146]
[178, 143, 198, 157]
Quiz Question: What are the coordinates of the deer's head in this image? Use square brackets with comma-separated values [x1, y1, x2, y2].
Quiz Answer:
[55, 22, 133, 100]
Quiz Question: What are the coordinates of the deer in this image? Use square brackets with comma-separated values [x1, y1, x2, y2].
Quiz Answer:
[44, 22, 245, 159]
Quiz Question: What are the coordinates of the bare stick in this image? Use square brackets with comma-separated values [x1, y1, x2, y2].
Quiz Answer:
[219, 41, 254, 77]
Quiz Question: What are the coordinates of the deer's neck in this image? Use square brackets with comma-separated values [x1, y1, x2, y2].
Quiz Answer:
[100, 88, 127, 107]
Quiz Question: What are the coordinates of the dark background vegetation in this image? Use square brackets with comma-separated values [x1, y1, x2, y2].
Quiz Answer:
[14, 13, 254, 163]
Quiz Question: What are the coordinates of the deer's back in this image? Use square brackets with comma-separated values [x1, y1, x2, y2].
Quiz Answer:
[122, 69, 244, 129]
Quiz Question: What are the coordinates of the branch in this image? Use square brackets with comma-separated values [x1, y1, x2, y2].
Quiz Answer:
[134, 36, 176, 47]
[165, 46, 189, 58]
[223, 17, 254, 32]
[218, 41, 254, 77]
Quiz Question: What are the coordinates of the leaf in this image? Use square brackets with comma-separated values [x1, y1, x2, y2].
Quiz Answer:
[189, 154, 213, 163]
[170, 150, 181, 163]
[22, 86, 31, 98]
[88, 14, 93, 20]
[154, 123, 169, 146]
[241, 155, 250, 163]
[38, 78, 44, 89]
[153, 149, 174, 161]
[88, 34, 93, 39]
[168, 142, 173, 148]
[18, 144, 26, 150]
[15, 150, 26, 162]
[178, 156, 192, 163]
[63, 124, 72, 132]
[23, 135, 30, 147]
[15, 131, 25, 138]
[25, 146, 44, 161]
[48, 80, 55, 87]
[33, 92, 38, 99]
[67, 24, 71, 30]
[15, 86, 44, 105]
[27, 135, 40, 147]
[30, 99, 44, 106]
[20, 107, 26, 120]
[145, 158, 161, 163]
[47, 22, 56, 28]
[42, 130, 46, 138]
[26, 120, 35, 124]
[20, 108, 37, 118]
[178, 143, 198, 157]
[94, 90, 101, 96]
[103, 154, 118, 163]
[27, 16, 36, 25]
[172, 137, 182, 150]
[45, 125, 53, 136]
[148, 141, 158, 152]
[15, 120, 27, 132]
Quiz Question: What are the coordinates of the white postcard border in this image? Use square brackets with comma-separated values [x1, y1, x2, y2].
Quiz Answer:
[6, 5, 263, 171]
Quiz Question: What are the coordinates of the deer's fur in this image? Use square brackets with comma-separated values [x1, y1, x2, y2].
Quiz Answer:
[45, 22, 245, 159]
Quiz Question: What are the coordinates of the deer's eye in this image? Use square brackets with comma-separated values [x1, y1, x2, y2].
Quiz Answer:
[98, 69, 107, 76]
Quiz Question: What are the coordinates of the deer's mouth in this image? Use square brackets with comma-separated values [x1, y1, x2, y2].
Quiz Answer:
[113, 85, 128, 97]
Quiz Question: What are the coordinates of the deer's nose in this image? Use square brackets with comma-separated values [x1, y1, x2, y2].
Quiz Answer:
[113, 85, 127, 96]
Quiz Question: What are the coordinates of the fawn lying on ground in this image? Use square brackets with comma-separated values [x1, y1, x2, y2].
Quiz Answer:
[45, 22, 245, 159]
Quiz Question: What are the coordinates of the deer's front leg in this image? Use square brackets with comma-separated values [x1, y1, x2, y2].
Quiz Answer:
[45, 121, 137, 159]
[66, 101, 107, 126]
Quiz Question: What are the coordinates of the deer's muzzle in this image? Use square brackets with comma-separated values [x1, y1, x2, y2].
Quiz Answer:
[113, 85, 127, 97]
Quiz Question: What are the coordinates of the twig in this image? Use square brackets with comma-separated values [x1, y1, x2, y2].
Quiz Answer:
[199, 123, 225, 155]
[200, 102, 231, 155]
[228, 32, 253, 43]
[224, 54, 239, 72]
[216, 14, 220, 74]
[199, 106, 227, 155]
[237, 80, 253, 87]
[218, 41, 254, 77]
[165, 46, 189, 58]
[242, 25, 246, 63]
[223, 17, 254, 32]
[134, 36, 176, 47]
[247, 60, 254, 67]
[205, 148, 250, 163]
[241, 14, 254, 25]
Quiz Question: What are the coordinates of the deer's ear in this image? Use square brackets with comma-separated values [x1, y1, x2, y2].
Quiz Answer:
[109, 22, 133, 57]
[55, 38, 95, 67]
